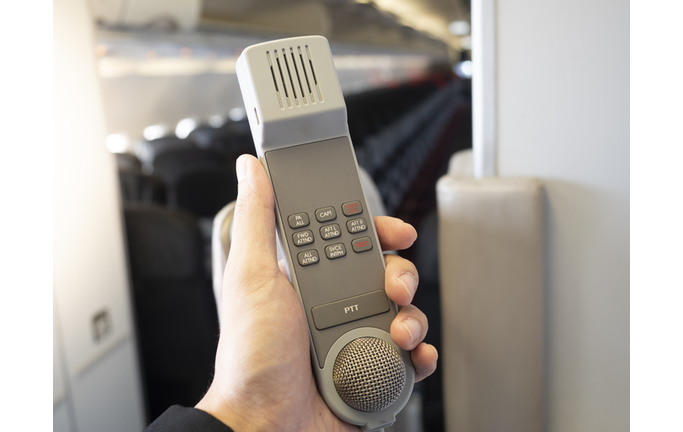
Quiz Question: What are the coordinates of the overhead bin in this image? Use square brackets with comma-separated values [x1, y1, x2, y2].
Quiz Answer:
[91, 0, 201, 30]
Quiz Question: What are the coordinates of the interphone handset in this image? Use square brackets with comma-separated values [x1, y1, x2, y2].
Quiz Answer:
[236, 36, 414, 431]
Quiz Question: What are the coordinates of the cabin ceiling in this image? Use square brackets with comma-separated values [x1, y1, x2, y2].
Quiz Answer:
[200, 0, 470, 56]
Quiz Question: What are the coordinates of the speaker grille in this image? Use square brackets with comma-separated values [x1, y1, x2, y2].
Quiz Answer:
[333, 337, 406, 412]
[266, 45, 323, 110]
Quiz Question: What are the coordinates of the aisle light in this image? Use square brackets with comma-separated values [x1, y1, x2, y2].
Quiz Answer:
[143, 124, 167, 140]
[454, 60, 473, 79]
[372, 0, 454, 44]
[449, 20, 470, 36]
[175, 118, 198, 139]
[229, 107, 246, 122]
[105, 133, 129, 153]
[209, 115, 225, 128]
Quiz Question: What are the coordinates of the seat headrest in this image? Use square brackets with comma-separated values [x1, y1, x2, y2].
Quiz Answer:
[174, 166, 238, 218]
[447, 149, 473, 177]
[151, 149, 226, 184]
[124, 205, 203, 280]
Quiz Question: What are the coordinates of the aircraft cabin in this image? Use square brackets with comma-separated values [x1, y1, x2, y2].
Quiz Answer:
[50, 0, 629, 431]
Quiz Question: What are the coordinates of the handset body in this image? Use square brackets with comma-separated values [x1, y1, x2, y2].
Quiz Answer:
[236, 36, 414, 431]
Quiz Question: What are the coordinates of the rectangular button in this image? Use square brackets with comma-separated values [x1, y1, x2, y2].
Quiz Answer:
[315, 206, 337, 222]
[293, 229, 314, 247]
[312, 290, 390, 330]
[342, 201, 363, 216]
[346, 217, 367, 234]
[320, 223, 341, 240]
[351, 236, 373, 253]
[288, 212, 309, 229]
[324, 242, 346, 260]
[297, 249, 319, 266]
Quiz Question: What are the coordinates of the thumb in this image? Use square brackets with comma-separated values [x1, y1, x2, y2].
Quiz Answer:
[227, 154, 279, 276]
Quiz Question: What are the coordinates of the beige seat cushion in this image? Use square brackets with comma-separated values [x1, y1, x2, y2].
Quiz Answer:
[437, 176, 544, 432]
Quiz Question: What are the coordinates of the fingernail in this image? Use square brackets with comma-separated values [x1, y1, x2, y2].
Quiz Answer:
[401, 318, 421, 345]
[397, 272, 417, 299]
[236, 156, 247, 183]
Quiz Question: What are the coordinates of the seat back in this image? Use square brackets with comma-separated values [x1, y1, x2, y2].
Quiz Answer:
[124, 204, 219, 420]
[135, 136, 197, 167]
[447, 148, 473, 177]
[116, 153, 143, 172]
[118, 171, 167, 204]
[174, 165, 238, 218]
[188, 121, 255, 161]
[436, 175, 544, 432]
[151, 148, 226, 186]
[211, 201, 236, 316]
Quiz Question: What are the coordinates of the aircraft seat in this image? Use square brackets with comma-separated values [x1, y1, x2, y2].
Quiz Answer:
[188, 122, 255, 161]
[118, 170, 167, 204]
[116, 153, 167, 204]
[210, 201, 235, 316]
[174, 165, 238, 218]
[436, 163, 544, 432]
[447, 148, 473, 176]
[116, 153, 143, 171]
[151, 148, 227, 186]
[123, 204, 219, 421]
[135, 136, 197, 167]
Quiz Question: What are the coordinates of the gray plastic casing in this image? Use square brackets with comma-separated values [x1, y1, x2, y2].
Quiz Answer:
[236, 36, 414, 431]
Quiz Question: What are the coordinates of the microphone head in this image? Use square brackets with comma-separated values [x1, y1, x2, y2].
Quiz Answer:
[332, 337, 407, 412]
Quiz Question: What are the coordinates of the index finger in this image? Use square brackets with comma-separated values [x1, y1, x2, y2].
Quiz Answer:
[374, 216, 418, 251]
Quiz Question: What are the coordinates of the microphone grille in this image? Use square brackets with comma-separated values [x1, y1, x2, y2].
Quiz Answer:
[332, 337, 406, 412]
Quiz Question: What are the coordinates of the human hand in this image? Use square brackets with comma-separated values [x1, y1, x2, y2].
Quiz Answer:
[195, 155, 438, 432]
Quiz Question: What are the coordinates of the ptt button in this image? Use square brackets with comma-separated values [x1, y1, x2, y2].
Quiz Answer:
[342, 201, 363, 216]
[293, 229, 314, 247]
[315, 206, 337, 222]
[325, 243, 346, 260]
[288, 212, 309, 229]
[346, 217, 367, 234]
[311, 290, 390, 330]
[297, 249, 319, 266]
[320, 223, 341, 240]
[351, 236, 373, 253]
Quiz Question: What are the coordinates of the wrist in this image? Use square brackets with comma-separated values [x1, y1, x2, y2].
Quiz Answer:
[195, 388, 247, 432]
[195, 385, 274, 432]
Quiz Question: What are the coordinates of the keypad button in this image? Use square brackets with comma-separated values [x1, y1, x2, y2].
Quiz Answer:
[324, 243, 347, 260]
[342, 201, 363, 216]
[288, 212, 309, 229]
[315, 206, 337, 222]
[320, 223, 342, 240]
[297, 249, 319, 266]
[292, 229, 314, 247]
[351, 236, 373, 253]
[346, 217, 367, 234]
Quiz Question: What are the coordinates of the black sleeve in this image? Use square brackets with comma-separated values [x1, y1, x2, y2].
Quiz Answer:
[143, 405, 235, 432]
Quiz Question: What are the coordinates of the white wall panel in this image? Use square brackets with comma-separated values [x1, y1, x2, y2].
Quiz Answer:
[54, 305, 74, 432]
[55, 0, 135, 379]
[54, 402, 75, 432]
[491, 0, 629, 430]
[70, 339, 146, 432]
[54, 0, 145, 430]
